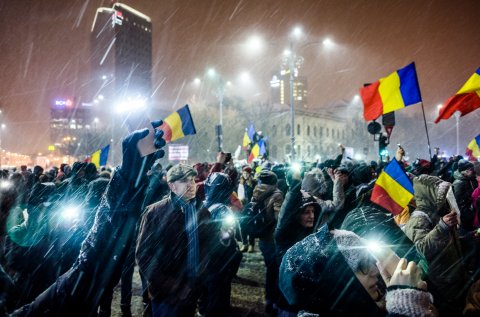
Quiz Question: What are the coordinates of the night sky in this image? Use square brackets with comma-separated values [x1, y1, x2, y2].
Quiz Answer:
[0, 0, 479, 158]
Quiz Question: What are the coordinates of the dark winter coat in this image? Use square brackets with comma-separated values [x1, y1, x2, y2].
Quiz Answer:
[452, 171, 478, 230]
[136, 193, 215, 304]
[6, 168, 149, 317]
[274, 179, 320, 264]
[251, 184, 283, 242]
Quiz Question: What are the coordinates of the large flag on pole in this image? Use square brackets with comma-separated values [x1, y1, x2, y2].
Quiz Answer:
[370, 159, 414, 215]
[159, 105, 196, 143]
[466, 134, 480, 160]
[434, 68, 480, 123]
[91, 145, 110, 168]
[360, 62, 422, 121]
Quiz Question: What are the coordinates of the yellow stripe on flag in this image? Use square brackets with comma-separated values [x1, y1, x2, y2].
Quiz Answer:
[164, 112, 185, 141]
[251, 143, 260, 158]
[91, 150, 101, 168]
[457, 72, 480, 95]
[468, 138, 480, 158]
[376, 171, 414, 209]
[243, 132, 251, 147]
[379, 71, 406, 113]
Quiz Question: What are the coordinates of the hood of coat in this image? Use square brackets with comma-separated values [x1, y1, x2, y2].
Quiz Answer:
[453, 170, 476, 182]
[252, 183, 278, 202]
[279, 225, 381, 315]
[413, 175, 451, 221]
[301, 168, 328, 197]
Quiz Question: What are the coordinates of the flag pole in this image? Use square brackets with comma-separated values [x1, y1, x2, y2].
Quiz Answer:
[420, 103, 433, 160]
[412, 62, 433, 160]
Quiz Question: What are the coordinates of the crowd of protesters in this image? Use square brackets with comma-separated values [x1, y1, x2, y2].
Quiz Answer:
[0, 126, 479, 317]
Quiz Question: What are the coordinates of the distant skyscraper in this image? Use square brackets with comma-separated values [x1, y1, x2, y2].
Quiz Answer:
[270, 70, 308, 109]
[91, 3, 152, 105]
[90, 3, 152, 164]
[50, 97, 94, 156]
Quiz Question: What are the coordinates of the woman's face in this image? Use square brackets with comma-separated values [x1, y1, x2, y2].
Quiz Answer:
[299, 205, 315, 228]
[354, 260, 384, 305]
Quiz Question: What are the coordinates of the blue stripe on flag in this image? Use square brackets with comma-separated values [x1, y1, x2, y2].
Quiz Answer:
[384, 159, 414, 194]
[100, 145, 110, 166]
[397, 62, 422, 106]
[177, 105, 196, 135]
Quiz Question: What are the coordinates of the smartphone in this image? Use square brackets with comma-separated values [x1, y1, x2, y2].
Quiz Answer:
[372, 244, 401, 282]
[128, 117, 159, 157]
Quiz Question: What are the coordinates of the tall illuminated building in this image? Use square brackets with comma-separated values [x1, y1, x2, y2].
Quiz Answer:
[91, 3, 152, 103]
[270, 70, 308, 109]
[90, 3, 152, 164]
[50, 98, 95, 156]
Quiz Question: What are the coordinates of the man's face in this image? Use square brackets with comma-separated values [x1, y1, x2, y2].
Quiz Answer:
[169, 176, 196, 201]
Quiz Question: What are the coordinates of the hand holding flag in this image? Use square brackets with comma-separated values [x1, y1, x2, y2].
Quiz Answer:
[371, 159, 414, 215]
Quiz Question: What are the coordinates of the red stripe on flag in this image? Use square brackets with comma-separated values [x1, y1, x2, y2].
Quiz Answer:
[247, 152, 254, 163]
[370, 184, 405, 215]
[360, 81, 383, 121]
[160, 122, 173, 143]
[435, 92, 480, 123]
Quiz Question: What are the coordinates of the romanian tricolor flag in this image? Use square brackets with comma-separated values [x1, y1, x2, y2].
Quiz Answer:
[159, 105, 196, 143]
[91, 144, 110, 168]
[371, 159, 414, 216]
[248, 139, 266, 162]
[361, 63, 422, 121]
[434, 68, 480, 123]
[466, 134, 480, 160]
[248, 143, 259, 163]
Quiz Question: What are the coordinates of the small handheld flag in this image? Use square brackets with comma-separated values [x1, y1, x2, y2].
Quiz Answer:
[371, 159, 414, 215]
[361, 63, 422, 121]
[91, 145, 110, 168]
[159, 105, 196, 143]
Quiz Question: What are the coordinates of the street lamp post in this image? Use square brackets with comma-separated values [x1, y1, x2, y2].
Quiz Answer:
[207, 68, 227, 152]
[288, 41, 297, 161]
[217, 84, 224, 152]
[284, 31, 304, 161]
[454, 111, 460, 155]
[0, 109, 4, 167]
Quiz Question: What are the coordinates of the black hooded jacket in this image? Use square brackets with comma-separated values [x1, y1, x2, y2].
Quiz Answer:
[274, 178, 320, 266]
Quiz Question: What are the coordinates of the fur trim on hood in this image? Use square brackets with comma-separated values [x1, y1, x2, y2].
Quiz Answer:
[413, 175, 451, 222]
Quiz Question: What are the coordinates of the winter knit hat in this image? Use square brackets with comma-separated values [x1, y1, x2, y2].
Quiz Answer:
[279, 225, 381, 315]
[301, 168, 327, 197]
[458, 159, 474, 172]
[257, 170, 277, 186]
[351, 164, 372, 186]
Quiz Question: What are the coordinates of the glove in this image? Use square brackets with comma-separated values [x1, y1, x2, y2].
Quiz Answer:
[119, 120, 166, 187]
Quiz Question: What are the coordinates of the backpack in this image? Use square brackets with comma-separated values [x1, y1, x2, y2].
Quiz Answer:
[243, 200, 273, 238]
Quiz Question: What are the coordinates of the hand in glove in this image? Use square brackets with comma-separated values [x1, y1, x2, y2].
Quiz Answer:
[119, 120, 166, 188]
